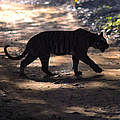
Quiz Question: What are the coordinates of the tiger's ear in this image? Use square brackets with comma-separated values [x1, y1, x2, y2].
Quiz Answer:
[100, 32, 103, 36]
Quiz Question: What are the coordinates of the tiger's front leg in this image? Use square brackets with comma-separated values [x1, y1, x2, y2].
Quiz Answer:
[80, 55, 103, 73]
[72, 56, 82, 76]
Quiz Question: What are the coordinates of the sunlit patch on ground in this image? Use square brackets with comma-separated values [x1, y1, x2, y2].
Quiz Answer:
[0, 47, 4, 55]
[64, 106, 106, 117]
[0, 1, 78, 29]
[84, 81, 108, 88]
[20, 98, 47, 104]
[49, 56, 72, 66]
[15, 81, 70, 90]
[0, 1, 63, 23]
[103, 69, 120, 79]
[103, 51, 120, 59]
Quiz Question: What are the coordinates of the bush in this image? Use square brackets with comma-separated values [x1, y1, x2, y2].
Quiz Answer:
[103, 15, 120, 35]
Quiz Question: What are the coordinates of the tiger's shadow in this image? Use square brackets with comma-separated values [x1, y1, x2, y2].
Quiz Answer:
[25, 74, 105, 84]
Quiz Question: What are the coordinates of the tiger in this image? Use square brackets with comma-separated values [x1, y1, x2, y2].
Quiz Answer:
[4, 28, 109, 77]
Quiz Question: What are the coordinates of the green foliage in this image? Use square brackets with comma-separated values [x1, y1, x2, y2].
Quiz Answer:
[103, 15, 120, 35]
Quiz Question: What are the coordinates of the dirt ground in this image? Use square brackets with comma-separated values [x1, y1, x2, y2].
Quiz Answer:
[0, 1, 120, 120]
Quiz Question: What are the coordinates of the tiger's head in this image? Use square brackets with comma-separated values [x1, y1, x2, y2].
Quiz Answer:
[92, 32, 109, 52]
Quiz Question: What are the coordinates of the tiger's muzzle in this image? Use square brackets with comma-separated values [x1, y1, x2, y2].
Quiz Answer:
[100, 44, 109, 52]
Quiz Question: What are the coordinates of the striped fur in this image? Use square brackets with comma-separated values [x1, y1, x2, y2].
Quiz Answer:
[48, 31, 73, 54]
[4, 28, 109, 77]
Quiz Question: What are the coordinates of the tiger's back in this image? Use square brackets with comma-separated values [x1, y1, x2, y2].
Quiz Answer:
[28, 29, 90, 56]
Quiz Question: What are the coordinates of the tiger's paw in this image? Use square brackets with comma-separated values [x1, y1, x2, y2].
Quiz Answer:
[47, 72, 60, 78]
[19, 73, 28, 78]
[94, 67, 103, 73]
[75, 71, 82, 77]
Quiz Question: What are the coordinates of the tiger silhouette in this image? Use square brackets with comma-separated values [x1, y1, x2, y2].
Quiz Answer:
[4, 28, 109, 77]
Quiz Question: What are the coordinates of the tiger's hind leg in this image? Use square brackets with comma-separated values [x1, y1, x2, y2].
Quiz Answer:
[72, 56, 82, 76]
[20, 54, 37, 77]
[39, 55, 55, 76]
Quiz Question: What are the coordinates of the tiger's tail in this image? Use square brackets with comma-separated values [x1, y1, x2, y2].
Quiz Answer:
[4, 45, 28, 60]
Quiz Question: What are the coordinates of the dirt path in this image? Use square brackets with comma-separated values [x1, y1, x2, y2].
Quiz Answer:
[1, 1, 120, 120]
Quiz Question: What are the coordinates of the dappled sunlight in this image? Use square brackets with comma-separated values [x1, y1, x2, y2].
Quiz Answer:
[0, 1, 33, 23]
[16, 40, 28, 44]
[49, 55, 72, 66]
[103, 51, 120, 59]
[15, 77, 76, 91]
[0, 1, 78, 28]
[15, 81, 62, 90]
[19, 97, 47, 104]
[84, 81, 108, 89]
[0, 47, 4, 55]
[64, 106, 106, 117]
[88, 53, 107, 65]
[26, 55, 72, 67]
[83, 80, 120, 90]
[103, 69, 120, 79]
[0, 1, 63, 24]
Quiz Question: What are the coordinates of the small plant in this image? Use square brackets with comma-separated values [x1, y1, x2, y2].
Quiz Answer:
[103, 15, 120, 35]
